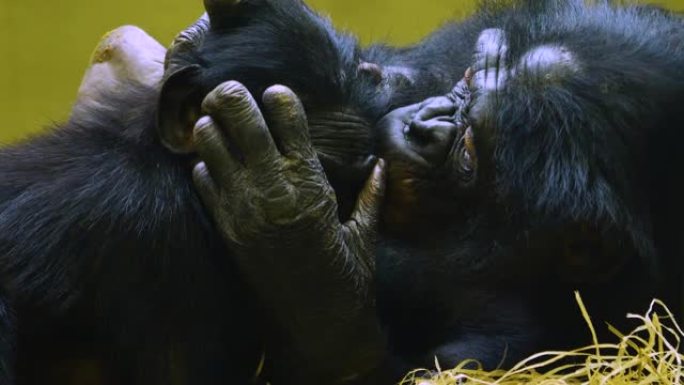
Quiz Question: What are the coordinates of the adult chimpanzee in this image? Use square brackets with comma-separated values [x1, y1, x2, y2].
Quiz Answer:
[0, 1, 396, 384]
[189, 0, 684, 381]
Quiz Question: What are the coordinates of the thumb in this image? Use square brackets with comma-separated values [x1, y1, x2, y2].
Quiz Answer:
[192, 161, 220, 210]
[343, 158, 386, 248]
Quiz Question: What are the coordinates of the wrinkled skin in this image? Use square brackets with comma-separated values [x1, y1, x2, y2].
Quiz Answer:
[377, 77, 480, 237]
[191, 81, 387, 384]
[374, 21, 682, 373]
[7, 18, 384, 385]
[72, 18, 391, 384]
[74, 18, 391, 384]
[193, 15, 683, 379]
[10, 1, 681, 384]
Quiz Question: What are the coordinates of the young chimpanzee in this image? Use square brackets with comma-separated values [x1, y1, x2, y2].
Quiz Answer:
[373, 1, 684, 374]
[191, 0, 684, 381]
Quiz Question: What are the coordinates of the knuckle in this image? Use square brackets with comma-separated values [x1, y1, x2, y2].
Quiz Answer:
[203, 81, 251, 112]
[253, 154, 279, 170]
[264, 191, 300, 223]
[516, 45, 581, 83]
[475, 28, 508, 65]
[418, 97, 440, 109]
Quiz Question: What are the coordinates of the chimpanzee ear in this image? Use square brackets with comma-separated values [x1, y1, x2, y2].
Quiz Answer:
[157, 65, 204, 154]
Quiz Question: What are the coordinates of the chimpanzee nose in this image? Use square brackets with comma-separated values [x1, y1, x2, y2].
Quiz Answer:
[406, 96, 460, 164]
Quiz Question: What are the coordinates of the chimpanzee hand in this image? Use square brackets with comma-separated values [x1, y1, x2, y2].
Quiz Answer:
[191, 80, 386, 384]
[192, 81, 385, 271]
[465, 28, 511, 121]
[467, 28, 580, 119]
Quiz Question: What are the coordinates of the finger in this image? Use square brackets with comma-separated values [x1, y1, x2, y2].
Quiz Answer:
[471, 28, 509, 94]
[514, 45, 580, 85]
[192, 161, 220, 210]
[344, 159, 386, 246]
[386, 103, 422, 126]
[472, 67, 508, 95]
[414, 96, 457, 122]
[193, 116, 241, 181]
[351, 155, 381, 186]
[202, 81, 280, 166]
[473, 28, 509, 73]
[261, 85, 315, 159]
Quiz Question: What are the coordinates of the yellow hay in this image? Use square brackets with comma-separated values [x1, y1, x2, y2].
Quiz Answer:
[401, 293, 683, 385]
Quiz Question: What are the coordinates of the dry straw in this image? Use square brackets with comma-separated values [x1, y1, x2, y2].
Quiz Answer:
[401, 292, 683, 385]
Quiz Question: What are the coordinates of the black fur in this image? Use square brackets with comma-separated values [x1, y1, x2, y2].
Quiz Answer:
[1, 82, 266, 384]
[375, 0, 684, 375]
[0, 2, 380, 384]
[1, 0, 683, 383]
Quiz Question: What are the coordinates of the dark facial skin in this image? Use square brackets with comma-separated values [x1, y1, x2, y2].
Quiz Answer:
[372, 17, 684, 372]
[189, 2, 684, 380]
[376, 78, 482, 236]
[360, 72, 552, 373]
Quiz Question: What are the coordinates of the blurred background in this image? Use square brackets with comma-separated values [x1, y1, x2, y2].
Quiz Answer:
[1, 0, 683, 143]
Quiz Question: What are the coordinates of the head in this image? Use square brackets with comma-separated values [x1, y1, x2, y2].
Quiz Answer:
[377, 76, 494, 237]
[159, 0, 368, 155]
[157, 0, 424, 218]
[375, 67, 640, 285]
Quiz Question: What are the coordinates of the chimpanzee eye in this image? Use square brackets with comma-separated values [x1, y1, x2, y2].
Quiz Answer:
[460, 148, 473, 173]
[463, 127, 476, 156]
[460, 127, 477, 175]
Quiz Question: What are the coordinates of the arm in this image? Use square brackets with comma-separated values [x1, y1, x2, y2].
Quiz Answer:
[191, 81, 387, 384]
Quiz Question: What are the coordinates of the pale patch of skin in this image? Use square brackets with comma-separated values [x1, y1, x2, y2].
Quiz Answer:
[72, 26, 166, 119]
[514, 45, 580, 83]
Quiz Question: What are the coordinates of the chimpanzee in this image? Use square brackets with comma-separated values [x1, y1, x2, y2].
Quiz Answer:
[0, 1, 394, 385]
[2, 0, 482, 383]
[3, 1, 684, 385]
[375, 0, 684, 373]
[188, 0, 684, 381]
[371, 3, 684, 373]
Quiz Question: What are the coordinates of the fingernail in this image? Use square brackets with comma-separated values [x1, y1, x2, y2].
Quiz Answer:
[195, 115, 213, 130]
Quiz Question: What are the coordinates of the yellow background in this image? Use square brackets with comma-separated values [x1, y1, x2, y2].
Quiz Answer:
[1, 0, 683, 142]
